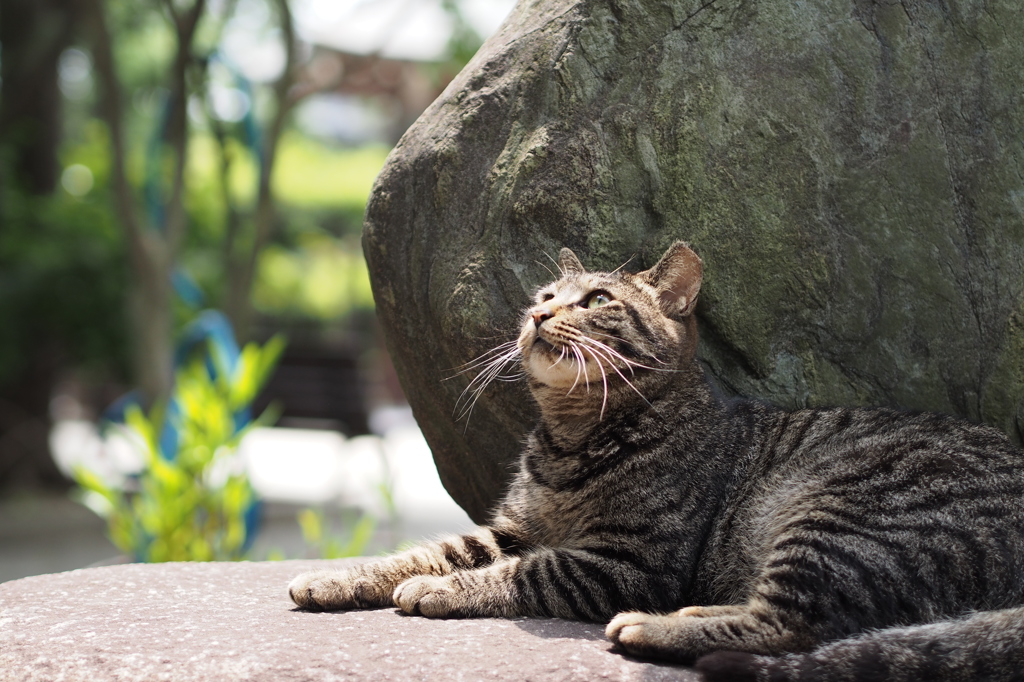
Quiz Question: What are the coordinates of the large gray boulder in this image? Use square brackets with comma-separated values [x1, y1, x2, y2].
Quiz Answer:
[363, 0, 1024, 522]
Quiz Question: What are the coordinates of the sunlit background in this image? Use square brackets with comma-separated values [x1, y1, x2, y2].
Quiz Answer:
[0, 0, 515, 582]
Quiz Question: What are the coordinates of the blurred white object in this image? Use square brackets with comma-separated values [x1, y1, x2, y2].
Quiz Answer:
[380, 423, 466, 518]
[238, 410, 471, 524]
[49, 420, 144, 489]
[239, 427, 350, 504]
[368, 403, 415, 435]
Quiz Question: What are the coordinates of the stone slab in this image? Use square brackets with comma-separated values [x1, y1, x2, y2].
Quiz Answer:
[0, 560, 700, 681]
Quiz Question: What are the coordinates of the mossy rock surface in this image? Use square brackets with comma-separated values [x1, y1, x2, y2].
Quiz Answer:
[363, 0, 1024, 523]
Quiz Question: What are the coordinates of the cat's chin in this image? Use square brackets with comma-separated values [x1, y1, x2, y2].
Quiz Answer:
[524, 345, 602, 389]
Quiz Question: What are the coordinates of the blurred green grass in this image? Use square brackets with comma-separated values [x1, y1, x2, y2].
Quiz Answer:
[254, 235, 375, 320]
[187, 131, 390, 211]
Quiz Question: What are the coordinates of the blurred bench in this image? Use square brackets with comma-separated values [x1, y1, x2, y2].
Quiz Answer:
[255, 342, 370, 436]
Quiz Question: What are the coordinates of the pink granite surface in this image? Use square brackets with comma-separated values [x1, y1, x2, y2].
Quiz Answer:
[0, 560, 700, 681]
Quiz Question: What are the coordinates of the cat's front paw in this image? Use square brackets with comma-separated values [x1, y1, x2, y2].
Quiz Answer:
[288, 569, 390, 611]
[393, 575, 461, 618]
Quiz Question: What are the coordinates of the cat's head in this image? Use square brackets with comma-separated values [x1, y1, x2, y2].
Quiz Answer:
[517, 241, 703, 396]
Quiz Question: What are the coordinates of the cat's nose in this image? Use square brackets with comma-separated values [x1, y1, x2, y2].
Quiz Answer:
[532, 308, 554, 327]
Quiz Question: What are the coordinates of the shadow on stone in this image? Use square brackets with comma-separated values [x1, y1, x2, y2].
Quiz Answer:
[513, 616, 606, 641]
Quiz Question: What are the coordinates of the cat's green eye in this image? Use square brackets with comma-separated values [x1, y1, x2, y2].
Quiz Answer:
[586, 292, 612, 309]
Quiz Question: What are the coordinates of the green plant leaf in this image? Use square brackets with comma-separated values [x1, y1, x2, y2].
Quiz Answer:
[337, 515, 375, 559]
[297, 508, 323, 546]
[72, 334, 285, 564]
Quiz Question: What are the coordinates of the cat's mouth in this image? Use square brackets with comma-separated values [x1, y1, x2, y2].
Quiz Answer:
[532, 334, 577, 363]
[532, 336, 559, 353]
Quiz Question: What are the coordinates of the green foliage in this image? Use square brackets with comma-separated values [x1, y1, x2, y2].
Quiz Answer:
[0, 157, 129, 388]
[73, 335, 284, 562]
[1, 0, 395, 394]
[441, 0, 485, 67]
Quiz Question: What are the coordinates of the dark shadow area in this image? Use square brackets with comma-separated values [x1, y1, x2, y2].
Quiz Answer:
[513, 616, 606, 641]
[600, 641, 703, 681]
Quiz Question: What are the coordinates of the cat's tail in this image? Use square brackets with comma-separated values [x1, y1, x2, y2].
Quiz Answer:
[695, 606, 1024, 682]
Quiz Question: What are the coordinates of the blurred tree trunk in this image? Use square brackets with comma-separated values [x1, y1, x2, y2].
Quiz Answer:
[84, 0, 205, 405]
[85, 0, 312, 397]
[222, 0, 302, 342]
[0, 0, 78, 494]
[0, 350, 67, 494]
[0, 0, 76, 194]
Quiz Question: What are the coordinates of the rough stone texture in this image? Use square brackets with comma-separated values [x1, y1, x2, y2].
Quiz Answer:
[363, 0, 1024, 522]
[0, 561, 699, 681]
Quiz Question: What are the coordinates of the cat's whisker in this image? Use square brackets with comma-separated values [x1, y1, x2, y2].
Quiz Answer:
[585, 329, 671, 366]
[535, 259, 557, 280]
[580, 339, 655, 410]
[566, 343, 588, 396]
[579, 337, 637, 377]
[544, 251, 566, 278]
[548, 346, 568, 371]
[609, 253, 636, 275]
[457, 338, 519, 363]
[455, 379, 490, 421]
[447, 340, 521, 377]
[562, 345, 579, 393]
[453, 344, 523, 423]
[466, 346, 520, 385]
[573, 344, 591, 393]
[579, 344, 610, 419]
[586, 331, 669, 366]
[449, 357, 517, 393]
[581, 335, 676, 374]
[456, 384, 495, 423]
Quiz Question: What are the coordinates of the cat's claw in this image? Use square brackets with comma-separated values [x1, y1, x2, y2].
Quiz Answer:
[393, 575, 458, 618]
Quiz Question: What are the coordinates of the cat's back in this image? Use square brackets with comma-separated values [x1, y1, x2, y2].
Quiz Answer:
[708, 405, 1024, 618]
[755, 406, 1024, 505]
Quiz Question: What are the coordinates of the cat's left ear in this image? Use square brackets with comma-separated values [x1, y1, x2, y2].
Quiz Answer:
[559, 248, 585, 275]
[640, 241, 703, 316]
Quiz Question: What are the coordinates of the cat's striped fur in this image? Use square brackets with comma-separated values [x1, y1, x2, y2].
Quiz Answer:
[289, 242, 1024, 681]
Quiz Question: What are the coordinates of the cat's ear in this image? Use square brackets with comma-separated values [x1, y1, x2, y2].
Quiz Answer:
[641, 241, 703, 316]
[558, 248, 585, 275]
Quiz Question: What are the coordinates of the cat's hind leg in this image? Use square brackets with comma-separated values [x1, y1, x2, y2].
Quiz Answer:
[605, 518, 892, 662]
[606, 600, 814, 662]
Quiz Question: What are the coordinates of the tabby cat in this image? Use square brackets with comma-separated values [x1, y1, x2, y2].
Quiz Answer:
[289, 242, 1024, 681]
